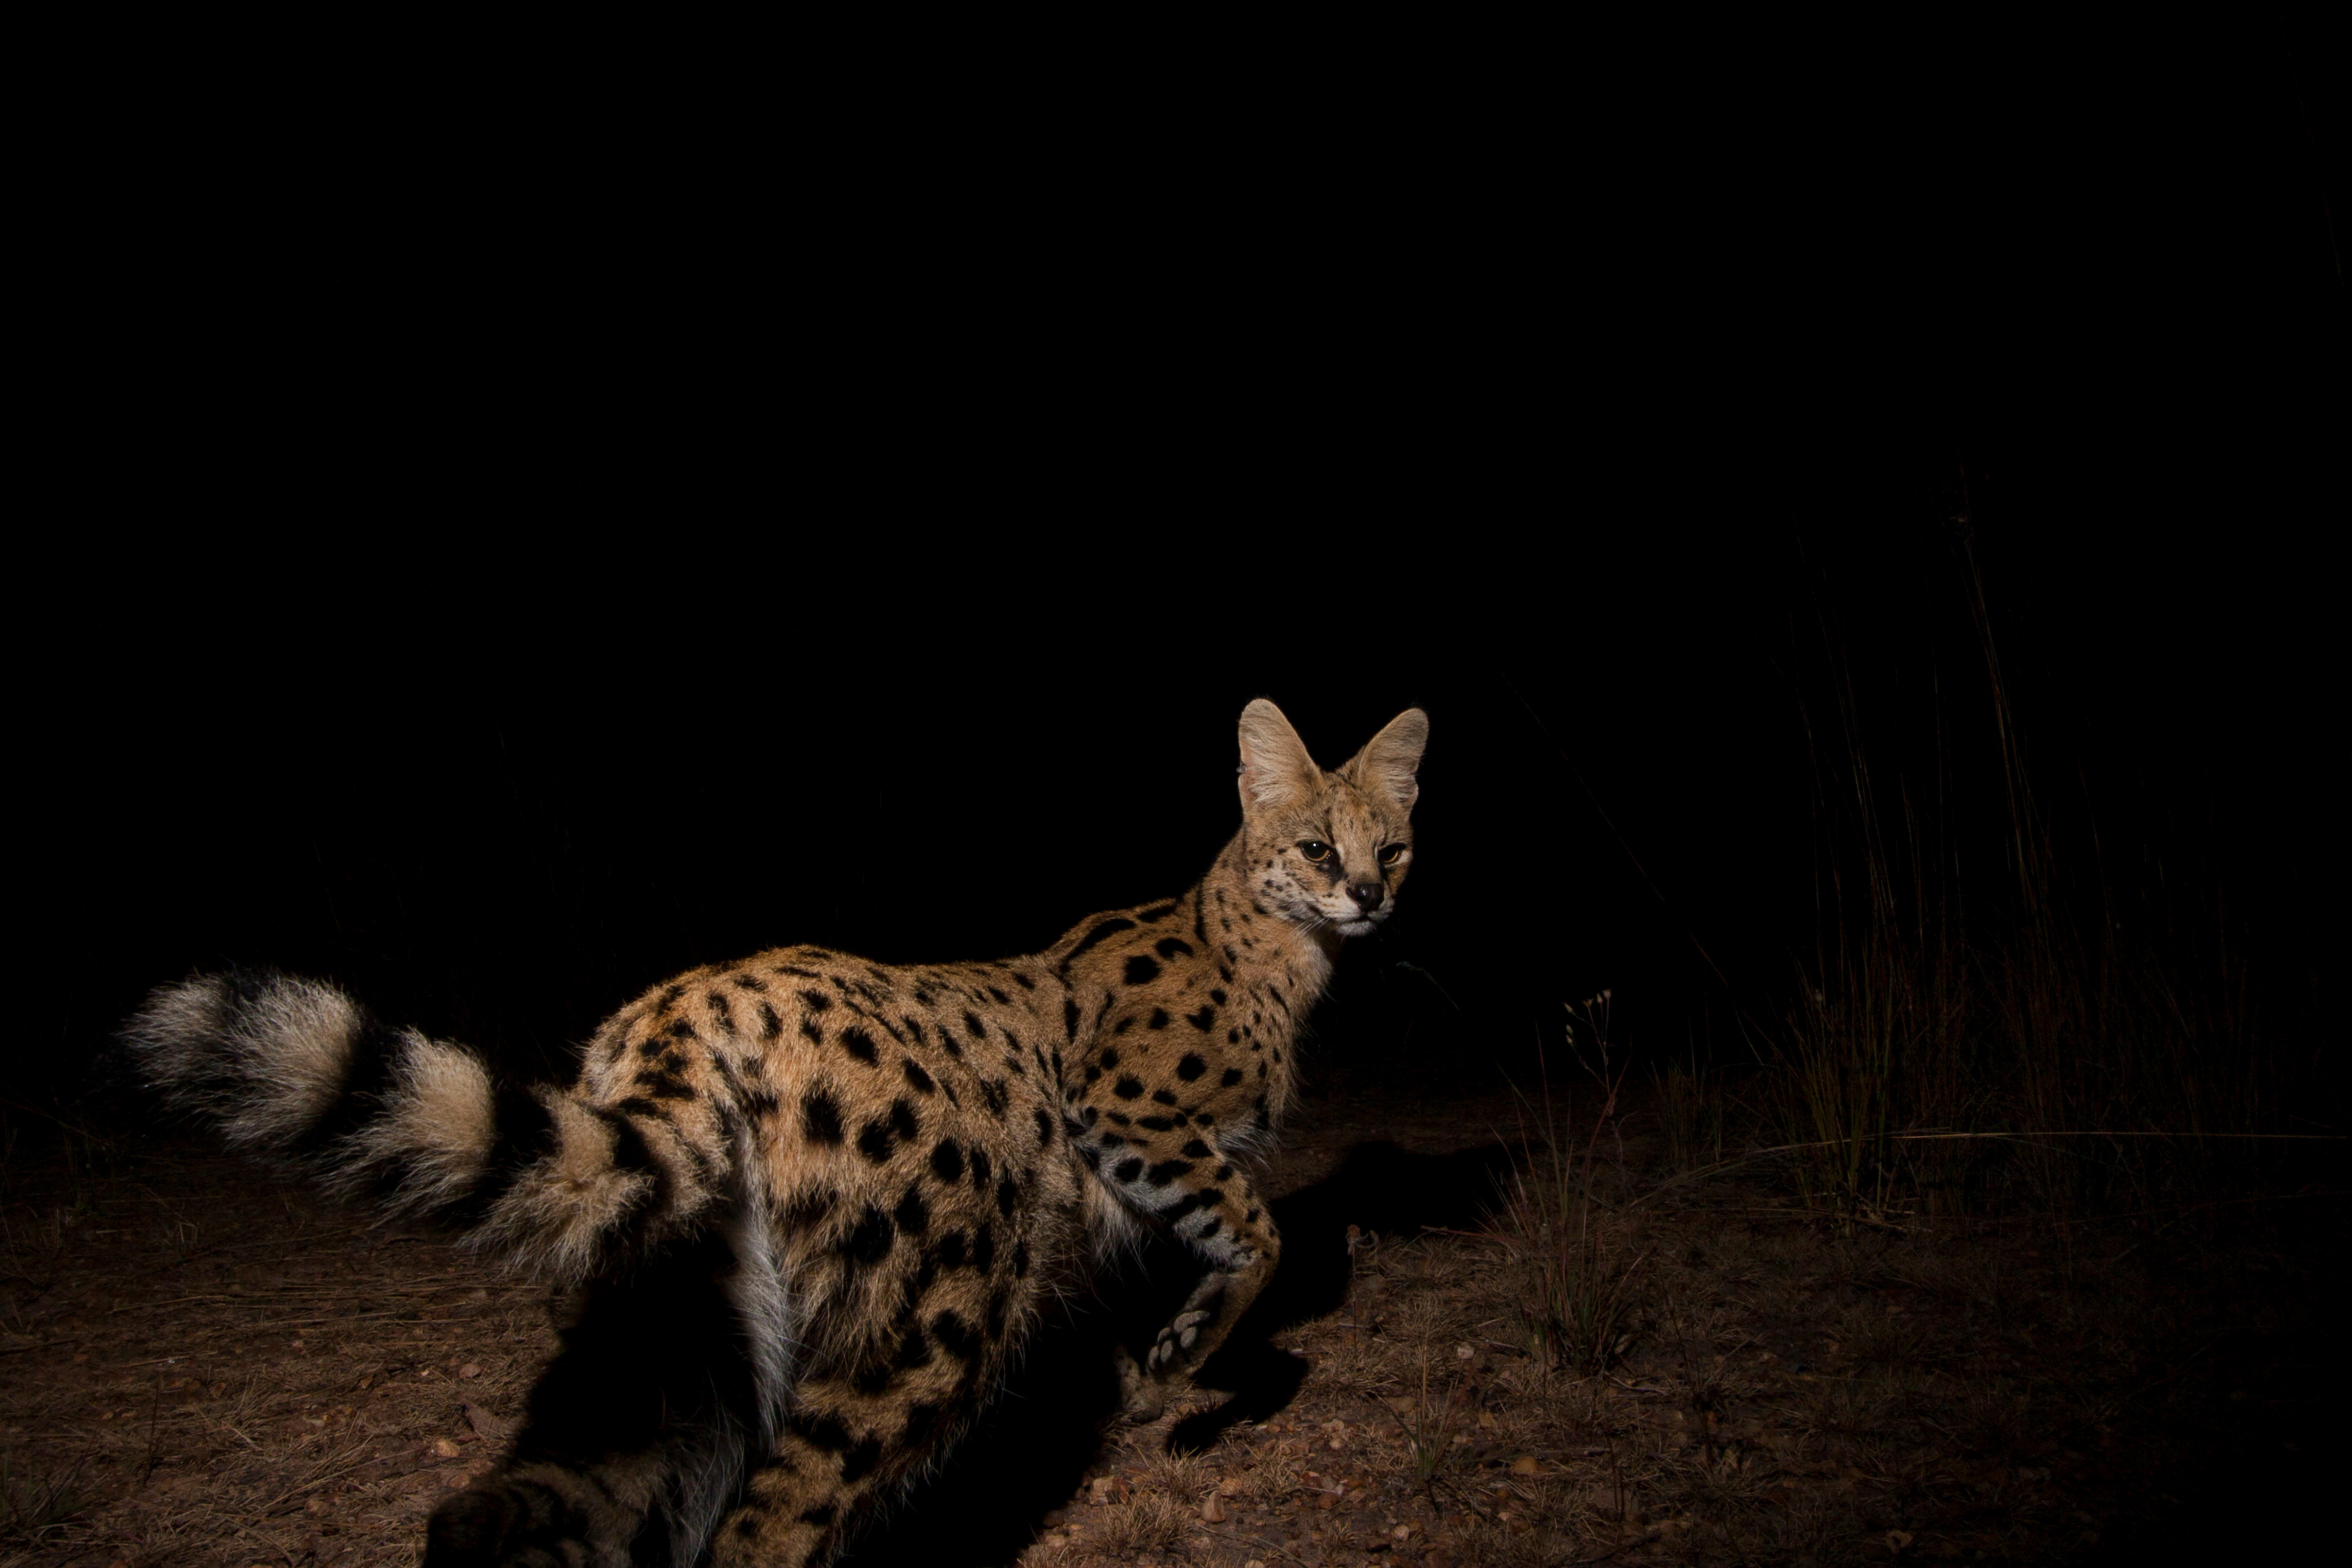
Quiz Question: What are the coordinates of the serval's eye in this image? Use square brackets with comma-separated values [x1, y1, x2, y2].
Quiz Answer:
[1298, 841, 1331, 862]
[1379, 843, 1406, 866]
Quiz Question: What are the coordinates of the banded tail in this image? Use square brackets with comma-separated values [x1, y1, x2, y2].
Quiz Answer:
[123, 970, 731, 1280]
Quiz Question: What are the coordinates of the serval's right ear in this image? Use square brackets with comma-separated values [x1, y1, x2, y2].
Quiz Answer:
[1236, 699, 1321, 816]
[1342, 708, 1429, 813]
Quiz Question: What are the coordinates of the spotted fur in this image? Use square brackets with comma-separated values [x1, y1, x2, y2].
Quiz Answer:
[122, 700, 1426, 1566]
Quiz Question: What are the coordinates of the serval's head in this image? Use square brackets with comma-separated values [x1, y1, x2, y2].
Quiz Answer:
[1235, 699, 1428, 938]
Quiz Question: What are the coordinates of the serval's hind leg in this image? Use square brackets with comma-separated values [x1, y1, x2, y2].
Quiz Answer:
[427, 1232, 760, 1566]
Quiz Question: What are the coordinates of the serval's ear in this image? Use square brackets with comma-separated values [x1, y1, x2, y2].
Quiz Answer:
[1236, 699, 1322, 815]
[1341, 708, 1429, 813]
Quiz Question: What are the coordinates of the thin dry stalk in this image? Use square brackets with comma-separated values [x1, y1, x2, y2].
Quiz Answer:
[1493, 996, 1647, 1374]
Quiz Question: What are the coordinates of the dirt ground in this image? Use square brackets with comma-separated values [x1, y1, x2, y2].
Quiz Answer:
[1, 1079, 2338, 1567]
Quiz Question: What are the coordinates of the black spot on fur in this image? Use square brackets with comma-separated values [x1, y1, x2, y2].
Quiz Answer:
[1062, 997, 1080, 1039]
[902, 1058, 935, 1095]
[757, 1001, 782, 1039]
[1151, 1088, 1179, 1106]
[898, 1400, 946, 1449]
[844, 1204, 895, 1265]
[792, 1412, 853, 1450]
[632, 1068, 693, 1100]
[1124, 955, 1161, 986]
[1032, 1107, 1055, 1145]
[996, 1177, 1018, 1218]
[1063, 917, 1136, 964]
[839, 1027, 879, 1064]
[1113, 1156, 1145, 1183]
[970, 1147, 992, 1186]
[840, 1438, 883, 1483]
[1136, 901, 1178, 923]
[1187, 1006, 1216, 1031]
[1153, 936, 1193, 959]
[857, 1116, 898, 1164]
[1148, 1009, 1170, 1029]
[1114, 1076, 1144, 1099]
[894, 1185, 930, 1236]
[1146, 1159, 1194, 1186]
[802, 1089, 844, 1145]
[1221, 1067, 1244, 1086]
[1182, 1139, 1212, 1158]
[1100, 1048, 1120, 1069]
[890, 1098, 920, 1142]
[1177, 1053, 1207, 1080]
[980, 1079, 1009, 1116]
[931, 1309, 980, 1360]
[931, 1231, 967, 1272]
[930, 1139, 964, 1183]
[972, 1221, 996, 1273]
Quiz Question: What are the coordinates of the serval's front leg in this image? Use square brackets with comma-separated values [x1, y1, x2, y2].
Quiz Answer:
[1104, 1152, 1280, 1422]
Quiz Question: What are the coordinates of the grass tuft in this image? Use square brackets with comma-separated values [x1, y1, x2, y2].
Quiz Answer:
[1492, 995, 1648, 1373]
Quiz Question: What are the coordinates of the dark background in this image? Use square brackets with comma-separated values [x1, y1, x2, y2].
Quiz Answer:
[12, 10, 2342, 1121]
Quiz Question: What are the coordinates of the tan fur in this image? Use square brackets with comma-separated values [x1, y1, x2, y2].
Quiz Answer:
[345, 1037, 498, 1212]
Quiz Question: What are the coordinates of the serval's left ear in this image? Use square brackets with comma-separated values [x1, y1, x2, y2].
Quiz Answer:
[1342, 708, 1429, 813]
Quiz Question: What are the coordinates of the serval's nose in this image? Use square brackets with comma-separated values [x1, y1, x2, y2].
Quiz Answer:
[1349, 881, 1385, 913]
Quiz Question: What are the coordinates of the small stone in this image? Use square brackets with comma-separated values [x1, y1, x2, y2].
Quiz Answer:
[1201, 1494, 1227, 1522]
[459, 1363, 482, 1380]
[431, 1437, 462, 1459]
[1510, 1454, 1541, 1476]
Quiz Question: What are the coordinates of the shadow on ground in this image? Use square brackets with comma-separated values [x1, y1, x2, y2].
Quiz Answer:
[839, 1139, 1515, 1566]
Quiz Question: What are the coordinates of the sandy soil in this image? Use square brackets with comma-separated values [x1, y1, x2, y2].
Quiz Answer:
[0, 1081, 2336, 1566]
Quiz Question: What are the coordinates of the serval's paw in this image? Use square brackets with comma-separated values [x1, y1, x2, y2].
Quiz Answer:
[1115, 1346, 1166, 1423]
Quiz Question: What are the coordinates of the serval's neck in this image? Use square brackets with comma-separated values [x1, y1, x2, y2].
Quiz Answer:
[1191, 828, 1337, 1124]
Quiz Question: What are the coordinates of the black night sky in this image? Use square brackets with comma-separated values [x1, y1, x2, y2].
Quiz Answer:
[17, 13, 2344, 1117]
